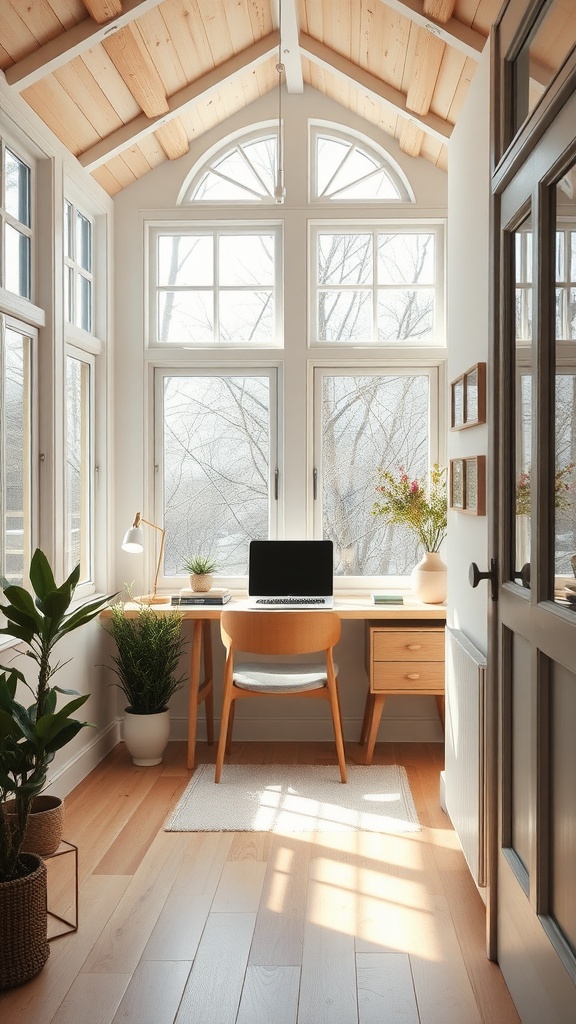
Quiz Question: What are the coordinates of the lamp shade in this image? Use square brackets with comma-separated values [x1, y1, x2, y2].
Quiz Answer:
[122, 526, 145, 553]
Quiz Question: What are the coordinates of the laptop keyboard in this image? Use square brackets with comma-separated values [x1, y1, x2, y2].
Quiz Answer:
[254, 597, 326, 605]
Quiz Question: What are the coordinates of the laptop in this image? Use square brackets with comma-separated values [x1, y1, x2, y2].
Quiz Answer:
[248, 540, 334, 608]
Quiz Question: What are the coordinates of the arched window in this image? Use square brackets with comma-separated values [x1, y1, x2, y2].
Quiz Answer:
[310, 124, 414, 203]
[180, 127, 279, 204]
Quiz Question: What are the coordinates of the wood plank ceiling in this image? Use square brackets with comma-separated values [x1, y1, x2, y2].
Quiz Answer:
[0, 0, 504, 196]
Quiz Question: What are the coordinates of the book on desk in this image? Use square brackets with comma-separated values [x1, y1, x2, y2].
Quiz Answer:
[371, 591, 405, 605]
[172, 588, 231, 606]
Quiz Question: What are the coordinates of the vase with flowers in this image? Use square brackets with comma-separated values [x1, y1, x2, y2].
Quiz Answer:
[371, 463, 448, 603]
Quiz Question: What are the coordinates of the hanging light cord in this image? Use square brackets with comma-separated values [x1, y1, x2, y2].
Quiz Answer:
[275, 0, 286, 203]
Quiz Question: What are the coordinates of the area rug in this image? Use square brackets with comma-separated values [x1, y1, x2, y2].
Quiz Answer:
[164, 764, 420, 834]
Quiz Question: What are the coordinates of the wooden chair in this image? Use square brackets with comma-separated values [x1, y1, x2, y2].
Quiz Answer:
[215, 610, 347, 783]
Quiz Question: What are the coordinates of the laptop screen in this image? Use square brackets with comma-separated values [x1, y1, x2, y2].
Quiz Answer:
[248, 540, 334, 598]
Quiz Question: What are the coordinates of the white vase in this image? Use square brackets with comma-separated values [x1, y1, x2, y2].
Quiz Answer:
[411, 551, 447, 604]
[123, 709, 170, 766]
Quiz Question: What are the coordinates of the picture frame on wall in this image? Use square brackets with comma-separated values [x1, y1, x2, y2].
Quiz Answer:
[450, 456, 486, 515]
[450, 363, 486, 430]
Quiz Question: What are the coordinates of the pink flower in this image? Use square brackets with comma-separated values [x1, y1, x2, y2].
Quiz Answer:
[410, 481, 419, 493]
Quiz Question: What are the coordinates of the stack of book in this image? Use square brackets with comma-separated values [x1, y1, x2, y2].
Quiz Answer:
[172, 588, 231, 606]
[371, 591, 405, 606]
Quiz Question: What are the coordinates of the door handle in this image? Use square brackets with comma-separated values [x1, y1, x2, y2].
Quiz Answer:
[513, 562, 531, 589]
[469, 558, 498, 601]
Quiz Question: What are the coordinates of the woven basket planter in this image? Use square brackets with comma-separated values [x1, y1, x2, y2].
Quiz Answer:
[0, 853, 50, 990]
[4, 795, 64, 858]
[190, 573, 214, 592]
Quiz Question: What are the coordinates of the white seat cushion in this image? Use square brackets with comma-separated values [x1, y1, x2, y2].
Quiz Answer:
[233, 662, 338, 693]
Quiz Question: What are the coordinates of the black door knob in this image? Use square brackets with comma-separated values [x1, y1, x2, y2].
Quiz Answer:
[469, 558, 498, 600]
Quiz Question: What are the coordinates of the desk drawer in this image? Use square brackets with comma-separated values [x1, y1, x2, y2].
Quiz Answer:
[372, 629, 444, 662]
[371, 661, 445, 692]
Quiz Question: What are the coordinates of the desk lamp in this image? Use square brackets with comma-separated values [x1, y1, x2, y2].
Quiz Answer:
[122, 512, 171, 605]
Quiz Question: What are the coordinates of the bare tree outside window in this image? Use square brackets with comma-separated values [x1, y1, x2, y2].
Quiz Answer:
[321, 373, 430, 575]
[162, 374, 271, 576]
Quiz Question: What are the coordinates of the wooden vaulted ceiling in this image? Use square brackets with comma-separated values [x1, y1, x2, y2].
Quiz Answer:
[0, 0, 503, 196]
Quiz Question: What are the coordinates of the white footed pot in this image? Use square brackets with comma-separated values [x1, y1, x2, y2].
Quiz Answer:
[411, 551, 447, 604]
[123, 709, 170, 766]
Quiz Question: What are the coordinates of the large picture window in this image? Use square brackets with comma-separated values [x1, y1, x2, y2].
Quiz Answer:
[149, 225, 282, 346]
[156, 369, 278, 578]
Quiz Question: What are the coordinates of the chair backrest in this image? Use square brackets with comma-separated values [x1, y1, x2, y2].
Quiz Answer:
[220, 610, 341, 657]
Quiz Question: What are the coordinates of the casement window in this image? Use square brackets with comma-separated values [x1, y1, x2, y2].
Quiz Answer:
[0, 316, 35, 586]
[555, 222, 576, 340]
[310, 224, 444, 345]
[155, 368, 278, 579]
[64, 200, 94, 333]
[65, 352, 93, 582]
[314, 367, 439, 577]
[1, 144, 32, 300]
[148, 225, 282, 346]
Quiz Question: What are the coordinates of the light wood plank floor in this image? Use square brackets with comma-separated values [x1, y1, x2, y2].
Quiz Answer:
[0, 741, 520, 1024]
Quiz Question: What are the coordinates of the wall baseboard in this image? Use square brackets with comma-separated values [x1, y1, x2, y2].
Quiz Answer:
[168, 714, 444, 744]
[45, 720, 122, 800]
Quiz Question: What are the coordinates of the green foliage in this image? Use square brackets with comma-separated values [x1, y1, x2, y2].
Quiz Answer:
[516, 463, 576, 517]
[107, 604, 187, 715]
[371, 463, 447, 554]
[182, 554, 218, 576]
[0, 550, 114, 881]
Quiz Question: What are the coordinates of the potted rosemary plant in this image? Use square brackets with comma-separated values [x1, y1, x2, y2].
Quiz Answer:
[106, 602, 187, 765]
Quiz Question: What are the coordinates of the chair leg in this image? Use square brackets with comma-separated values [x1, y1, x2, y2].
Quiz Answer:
[326, 679, 347, 783]
[225, 701, 235, 755]
[215, 690, 234, 783]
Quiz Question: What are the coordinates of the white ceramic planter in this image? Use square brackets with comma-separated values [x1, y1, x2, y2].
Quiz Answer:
[123, 709, 170, 766]
[190, 573, 213, 592]
[411, 551, 447, 604]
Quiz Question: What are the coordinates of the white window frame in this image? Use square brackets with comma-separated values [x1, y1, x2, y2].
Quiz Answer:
[154, 364, 281, 590]
[64, 198, 95, 335]
[309, 220, 446, 347]
[312, 362, 442, 591]
[146, 222, 284, 348]
[64, 346, 95, 586]
[0, 314, 38, 590]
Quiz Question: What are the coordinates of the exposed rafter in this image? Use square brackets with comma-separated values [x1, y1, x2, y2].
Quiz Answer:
[375, 0, 484, 61]
[4, 0, 166, 92]
[271, 0, 303, 93]
[78, 33, 279, 171]
[300, 33, 452, 145]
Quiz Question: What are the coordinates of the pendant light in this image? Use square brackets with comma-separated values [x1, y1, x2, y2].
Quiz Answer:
[274, 0, 286, 204]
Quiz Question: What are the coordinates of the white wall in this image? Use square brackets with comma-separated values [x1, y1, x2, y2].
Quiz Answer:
[446, 47, 491, 656]
[112, 86, 448, 743]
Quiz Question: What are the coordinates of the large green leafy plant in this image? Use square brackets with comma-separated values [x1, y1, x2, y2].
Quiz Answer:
[0, 550, 113, 881]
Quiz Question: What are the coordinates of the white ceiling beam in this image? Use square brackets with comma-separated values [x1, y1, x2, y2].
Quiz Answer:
[300, 33, 452, 144]
[79, 33, 279, 171]
[4, 0, 166, 91]
[374, 0, 485, 61]
[271, 0, 303, 93]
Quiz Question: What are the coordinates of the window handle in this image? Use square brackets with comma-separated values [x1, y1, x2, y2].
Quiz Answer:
[274, 467, 279, 501]
[313, 467, 317, 500]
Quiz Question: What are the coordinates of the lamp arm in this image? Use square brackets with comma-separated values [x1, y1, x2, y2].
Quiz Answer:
[138, 516, 166, 598]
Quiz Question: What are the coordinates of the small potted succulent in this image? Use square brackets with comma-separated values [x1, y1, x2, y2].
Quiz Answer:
[182, 555, 219, 593]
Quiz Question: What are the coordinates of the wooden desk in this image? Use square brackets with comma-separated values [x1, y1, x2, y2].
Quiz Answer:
[105, 597, 446, 771]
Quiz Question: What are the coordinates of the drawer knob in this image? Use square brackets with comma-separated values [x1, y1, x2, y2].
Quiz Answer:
[406, 673, 421, 680]
[406, 643, 422, 650]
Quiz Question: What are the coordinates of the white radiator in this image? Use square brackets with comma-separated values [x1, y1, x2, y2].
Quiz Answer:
[444, 627, 487, 888]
